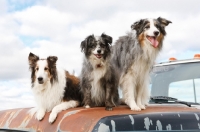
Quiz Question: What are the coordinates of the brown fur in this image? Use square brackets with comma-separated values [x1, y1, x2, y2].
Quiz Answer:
[157, 33, 164, 49]
[63, 71, 82, 102]
[138, 32, 145, 47]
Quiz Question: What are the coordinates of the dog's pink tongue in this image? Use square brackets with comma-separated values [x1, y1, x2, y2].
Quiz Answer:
[147, 36, 159, 48]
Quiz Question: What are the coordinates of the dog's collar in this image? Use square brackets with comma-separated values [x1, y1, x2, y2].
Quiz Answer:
[96, 64, 102, 68]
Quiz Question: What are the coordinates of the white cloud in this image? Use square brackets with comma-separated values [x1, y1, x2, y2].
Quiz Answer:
[1, 0, 200, 110]
[0, 79, 36, 110]
[13, 5, 75, 39]
[0, 0, 7, 15]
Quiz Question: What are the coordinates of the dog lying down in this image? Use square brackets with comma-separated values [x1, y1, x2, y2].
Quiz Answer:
[28, 52, 82, 123]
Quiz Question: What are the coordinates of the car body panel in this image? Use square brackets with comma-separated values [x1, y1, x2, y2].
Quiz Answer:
[0, 105, 200, 132]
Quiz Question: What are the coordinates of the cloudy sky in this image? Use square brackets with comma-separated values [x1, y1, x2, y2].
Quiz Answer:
[0, 0, 200, 110]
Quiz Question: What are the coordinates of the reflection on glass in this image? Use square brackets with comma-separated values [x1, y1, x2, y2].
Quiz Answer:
[150, 62, 200, 103]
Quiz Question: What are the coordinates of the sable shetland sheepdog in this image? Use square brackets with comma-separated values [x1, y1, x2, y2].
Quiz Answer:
[80, 33, 119, 111]
[112, 17, 172, 111]
[28, 52, 82, 123]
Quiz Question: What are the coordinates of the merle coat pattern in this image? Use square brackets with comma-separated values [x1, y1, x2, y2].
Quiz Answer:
[111, 17, 172, 111]
[80, 33, 119, 111]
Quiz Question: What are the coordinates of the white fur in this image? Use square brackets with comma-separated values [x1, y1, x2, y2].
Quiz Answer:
[35, 60, 50, 84]
[120, 31, 159, 111]
[146, 19, 160, 37]
[33, 67, 66, 112]
[32, 60, 78, 123]
[49, 100, 79, 123]
[88, 55, 107, 106]
[91, 66, 107, 105]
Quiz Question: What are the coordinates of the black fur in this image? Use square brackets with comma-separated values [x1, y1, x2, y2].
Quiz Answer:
[63, 71, 83, 103]
[28, 52, 39, 87]
[80, 33, 119, 110]
[47, 56, 58, 84]
[28, 52, 82, 103]
[81, 33, 112, 60]
[131, 17, 172, 36]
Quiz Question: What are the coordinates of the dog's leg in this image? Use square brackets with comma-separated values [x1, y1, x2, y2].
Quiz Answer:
[49, 100, 79, 123]
[140, 75, 150, 107]
[105, 84, 114, 111]
[81, 77, 92, 108]
[83, 88, 92, 108]
[136, 83, 146, 110]
[141, 82, 150, 106]
[122, 76, 141, 111]
[36, 108, 46, 121]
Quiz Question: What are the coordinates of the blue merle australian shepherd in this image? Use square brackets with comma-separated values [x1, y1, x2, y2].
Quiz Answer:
[112, 17, 172, 111]
[80, 33, 119, 110]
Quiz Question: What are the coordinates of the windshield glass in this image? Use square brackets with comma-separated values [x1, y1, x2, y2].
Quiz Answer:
[150, 62, 200, 103]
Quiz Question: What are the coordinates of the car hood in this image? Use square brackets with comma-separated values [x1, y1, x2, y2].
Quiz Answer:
[0, 105, 200, 132]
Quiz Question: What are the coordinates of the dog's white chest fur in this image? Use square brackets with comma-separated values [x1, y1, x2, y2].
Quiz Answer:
[32, 69, 66, 112]
[90, 65, 106, 105]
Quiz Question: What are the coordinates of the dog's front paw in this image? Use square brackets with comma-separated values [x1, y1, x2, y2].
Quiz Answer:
[49, 112, 57, 123]
[130, 106, 141, 111]
[105, 106, 113, 111]
[138, 104, 146, 110]
[130, 102, 141, 111]
[85, 105, 91, 108]
[36, 110, 45, 121]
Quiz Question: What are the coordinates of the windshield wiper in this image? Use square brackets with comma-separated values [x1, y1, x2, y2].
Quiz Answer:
[150, 96, 200, 107]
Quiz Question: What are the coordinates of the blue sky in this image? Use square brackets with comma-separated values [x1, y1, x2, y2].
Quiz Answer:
[0, 0, 200, 110]
[7, 0, 37, 12]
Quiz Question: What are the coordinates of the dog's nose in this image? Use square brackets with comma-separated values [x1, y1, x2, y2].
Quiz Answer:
[38, 77, 43, 82]
[97, 50, 101, 54]
[154, 31, 159, 36]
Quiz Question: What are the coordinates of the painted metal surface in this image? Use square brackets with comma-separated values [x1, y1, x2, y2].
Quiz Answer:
[0, 105, 200, 132]
[155, 58, 200, 66]
[93, 112, 200, 131]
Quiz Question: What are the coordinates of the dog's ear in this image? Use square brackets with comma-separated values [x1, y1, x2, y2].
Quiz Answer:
[81, 35, 94, 53]
[131, 19, 144, 31]
[47, 56, 58, 66]
[157, 17, 172, 27]
[28, 52, 39, 68]
[101, 33, 112, 45]
[81, 40, 86, 53]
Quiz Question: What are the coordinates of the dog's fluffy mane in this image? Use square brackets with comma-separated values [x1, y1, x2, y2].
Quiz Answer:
[80, 33, 119, 110]
[28, 52, 82, 123]
[112, 31, 159, 75]
[111, 17, 171, 111]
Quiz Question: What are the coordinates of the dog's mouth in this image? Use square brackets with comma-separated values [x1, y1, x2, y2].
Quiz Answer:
[38, 81, 44, 84]
[146, 36, 159, 48]
[94, 54, 102, 59]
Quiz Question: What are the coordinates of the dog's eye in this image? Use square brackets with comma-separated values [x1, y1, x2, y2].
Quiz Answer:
[144, 26, 150, 30]
[100, 44, 105, 48]
[36, 67, 39, 71]
[44, 67, 48, 71]
[91, 44, 96, 48]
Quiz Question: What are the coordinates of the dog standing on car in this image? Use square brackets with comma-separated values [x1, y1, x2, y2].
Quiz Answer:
[112, 17, 172, 111]
[80, 33, 119, 110]
[28, 52, 82, 123]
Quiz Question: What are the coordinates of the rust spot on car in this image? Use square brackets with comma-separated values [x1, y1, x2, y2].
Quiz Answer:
[0, 105, 200, 132]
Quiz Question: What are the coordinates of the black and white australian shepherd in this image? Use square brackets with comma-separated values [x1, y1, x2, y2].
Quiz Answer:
[80, 33, 119, 110]
[28, 52, 82, 123]
[112, 17, 172, 111]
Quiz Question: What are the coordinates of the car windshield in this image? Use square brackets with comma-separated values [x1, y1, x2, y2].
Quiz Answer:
[150, 62, 200, 103]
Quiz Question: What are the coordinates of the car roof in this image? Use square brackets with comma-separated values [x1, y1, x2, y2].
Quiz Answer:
[154, 58, 200, 66]
[0, 105, 200, 132]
